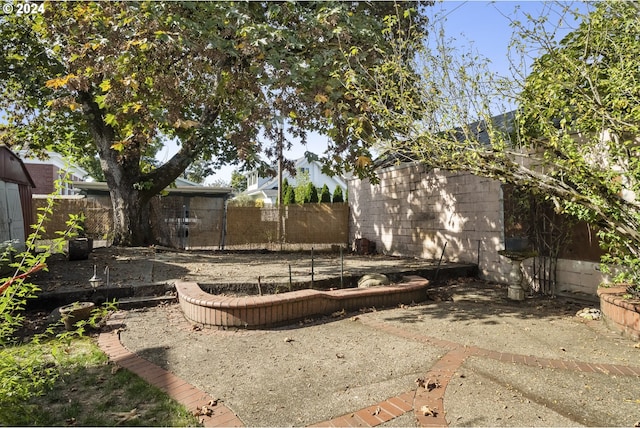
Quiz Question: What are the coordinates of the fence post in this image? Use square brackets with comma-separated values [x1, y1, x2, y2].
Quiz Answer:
[340, 246, 344, 288]
[311, 247, 314, 286]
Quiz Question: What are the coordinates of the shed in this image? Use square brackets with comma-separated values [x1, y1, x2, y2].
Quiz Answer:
[0, 145, 35, 252]
[74, 181, 233, 249]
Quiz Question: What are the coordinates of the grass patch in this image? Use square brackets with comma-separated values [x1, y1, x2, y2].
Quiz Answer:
[0, 336, 201, 426]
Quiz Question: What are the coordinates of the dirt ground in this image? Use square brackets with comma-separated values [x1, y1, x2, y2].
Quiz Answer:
[117, 290, 640, 427]
[31, 245, 455, 295]
[25, 245, 640, 426]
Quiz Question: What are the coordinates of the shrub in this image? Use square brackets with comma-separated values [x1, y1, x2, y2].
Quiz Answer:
[308, 183, 319, 203]
[283, 186, 296, 205]
[332, 186, 344, 203]
[319, 184, 331, 203]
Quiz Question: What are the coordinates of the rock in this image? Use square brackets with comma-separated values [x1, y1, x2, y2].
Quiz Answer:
[576, 307, 601, 321]
[358, 274, 390, 288]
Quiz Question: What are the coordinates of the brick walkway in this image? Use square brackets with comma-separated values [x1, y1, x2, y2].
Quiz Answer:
[98, 312, 640, 427]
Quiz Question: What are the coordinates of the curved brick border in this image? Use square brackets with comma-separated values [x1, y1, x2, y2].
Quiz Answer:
[598, 286, 640, 340]
[176, 275, 430, 328]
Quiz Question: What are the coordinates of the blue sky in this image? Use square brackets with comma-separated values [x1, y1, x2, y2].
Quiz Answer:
[163, 1, 588, 185]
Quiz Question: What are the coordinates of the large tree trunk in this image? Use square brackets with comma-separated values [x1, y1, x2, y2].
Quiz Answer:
[99, 148, 154, 246]
[80, 93, 152, 246]
[108, 184, 153, 246]
[81, 92, 215, 247]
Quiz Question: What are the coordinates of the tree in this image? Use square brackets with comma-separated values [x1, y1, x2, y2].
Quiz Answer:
[332, 186, 344, 203]
[230, 170, 247, 194]
[294, 170, 312, 204]
[281, 178, 291, 205]
[308, 183, 319, 203]
[281, 178, 296, 205]
[182, 159, 211, 184]
[338, 1, 640, 288]
[208, 178, 231, 188]
[0, 1, 428, 246]
[284, 186, 296, 205]
[319, 184, 332, 203]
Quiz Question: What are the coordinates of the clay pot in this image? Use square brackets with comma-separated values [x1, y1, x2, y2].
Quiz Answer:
[59, 301, 95, 331]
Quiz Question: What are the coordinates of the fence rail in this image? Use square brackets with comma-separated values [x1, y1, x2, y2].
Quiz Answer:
[224, 204, 349, 249]
[31, 196, 349, 250]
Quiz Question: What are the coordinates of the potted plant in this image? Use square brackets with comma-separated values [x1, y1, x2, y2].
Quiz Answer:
[59, 301, 95, 331]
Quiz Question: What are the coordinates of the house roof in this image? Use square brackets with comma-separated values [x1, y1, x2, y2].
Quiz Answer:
[74, 181, 233, 197]
[374, 110, 517, 170]
[245, 155, 347, 194]
[0, 145, 35, 187]
[19, 150, 93, 181]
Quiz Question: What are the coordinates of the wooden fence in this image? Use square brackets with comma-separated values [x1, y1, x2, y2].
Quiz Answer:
[31, 197, 349, 250]
[224, 204, 349, 250]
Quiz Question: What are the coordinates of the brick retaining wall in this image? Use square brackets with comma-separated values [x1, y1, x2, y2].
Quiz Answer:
[176, 275, 430, 328]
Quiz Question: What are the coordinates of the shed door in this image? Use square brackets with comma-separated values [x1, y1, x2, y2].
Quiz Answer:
[0, 181, 26, 251]
[0, 181, 9, 245]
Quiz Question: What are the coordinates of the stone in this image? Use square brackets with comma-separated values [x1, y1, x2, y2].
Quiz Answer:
[576, 308, 601, 321]
[358, 274, 390, 288]
[507, 285, 525, 300]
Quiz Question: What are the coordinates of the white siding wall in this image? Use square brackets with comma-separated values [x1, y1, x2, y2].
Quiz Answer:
[285, 161, 346, 195]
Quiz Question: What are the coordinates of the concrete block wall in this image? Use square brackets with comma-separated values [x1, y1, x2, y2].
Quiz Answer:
[349, 162, 614, 296]
[349, 163, 512, 283]
[521, 258, 611, 296]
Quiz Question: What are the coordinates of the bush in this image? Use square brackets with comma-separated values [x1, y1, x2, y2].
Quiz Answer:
[332, 186, 344, 203]
[308, 183, 319, 203]
[319, 184, 331, 203]
[283, 186, 296, 205]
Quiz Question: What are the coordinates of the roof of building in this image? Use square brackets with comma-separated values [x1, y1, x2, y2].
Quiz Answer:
[244, 155, 346, 195]
[74, 181, 233, 197]
[0, 145, 35, 187]
[374, 110, 517, 170]
[19, 150, 93, 181]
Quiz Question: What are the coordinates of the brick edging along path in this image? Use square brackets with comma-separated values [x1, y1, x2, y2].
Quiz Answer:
[97, 313, 243, 427]
[98, 311, 640, 427]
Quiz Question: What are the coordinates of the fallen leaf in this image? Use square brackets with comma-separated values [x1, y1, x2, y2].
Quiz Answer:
[332, 309, 346, 318]
[426, 379, 441, 391]
[420, 405, 437, 417]
[111, 408, 138, 425]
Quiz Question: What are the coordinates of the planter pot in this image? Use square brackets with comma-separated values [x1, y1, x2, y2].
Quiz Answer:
[597, 287, 640, 341]
[68, 238, 93, 261]
[59, 301, 95, 331]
